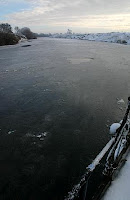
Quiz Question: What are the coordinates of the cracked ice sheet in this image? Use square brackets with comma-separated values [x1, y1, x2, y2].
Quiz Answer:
[103, 151, 130, 200]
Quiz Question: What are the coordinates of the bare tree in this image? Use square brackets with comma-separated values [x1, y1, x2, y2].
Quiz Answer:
[0, 23, 19, 46]
[14, 26, 25, 38]
[14, 26, 19, 34]
[0, 23, 12, 33]
[20, 27, 37, 39]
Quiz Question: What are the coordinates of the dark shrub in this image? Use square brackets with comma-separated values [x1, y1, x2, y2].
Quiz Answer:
[117, 39, 127, 44]
[122, 40, 127, 44]
[0, 32, 19, 46]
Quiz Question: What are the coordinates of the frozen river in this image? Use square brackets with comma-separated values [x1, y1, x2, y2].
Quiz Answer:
[0, 38, 130, 199]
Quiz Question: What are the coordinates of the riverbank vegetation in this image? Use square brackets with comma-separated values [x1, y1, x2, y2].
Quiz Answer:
[0, 23, 37, 46]
[15, 26, 37, 39]
[0, 23, 19, 46]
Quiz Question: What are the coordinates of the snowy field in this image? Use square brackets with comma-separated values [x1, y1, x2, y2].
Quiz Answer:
[51, 32, 130, 45]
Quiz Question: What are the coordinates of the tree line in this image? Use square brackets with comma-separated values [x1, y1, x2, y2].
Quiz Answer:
[0, 23, 37, 46]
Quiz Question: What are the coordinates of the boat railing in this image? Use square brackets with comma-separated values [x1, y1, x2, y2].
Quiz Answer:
[65, 97, 130, 200]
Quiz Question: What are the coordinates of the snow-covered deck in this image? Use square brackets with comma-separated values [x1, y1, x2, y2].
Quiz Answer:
[103, 151, 130, 200]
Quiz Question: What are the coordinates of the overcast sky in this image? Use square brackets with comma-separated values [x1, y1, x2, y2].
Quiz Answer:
[0, 0, 130, 33]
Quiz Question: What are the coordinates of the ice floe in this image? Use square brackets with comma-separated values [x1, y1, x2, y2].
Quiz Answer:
[117, 99, 125, 104]
[8, 130, 15, 134]
[26, 131, 49, 140]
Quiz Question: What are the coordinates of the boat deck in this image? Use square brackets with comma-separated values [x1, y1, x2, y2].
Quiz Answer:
[103, 151, 130, 200]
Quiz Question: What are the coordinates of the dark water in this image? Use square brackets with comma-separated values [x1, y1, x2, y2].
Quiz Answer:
[0, 38, 129, 200]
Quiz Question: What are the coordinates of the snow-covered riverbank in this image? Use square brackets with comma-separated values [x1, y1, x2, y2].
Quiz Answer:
[51, 32, 130, 45]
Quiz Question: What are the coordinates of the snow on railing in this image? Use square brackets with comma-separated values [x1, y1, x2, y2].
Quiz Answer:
[65, 138, 115, 200]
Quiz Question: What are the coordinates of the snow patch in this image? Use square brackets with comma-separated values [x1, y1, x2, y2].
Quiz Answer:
[51, 32, 130, 45]
[110, 123, 121, 134]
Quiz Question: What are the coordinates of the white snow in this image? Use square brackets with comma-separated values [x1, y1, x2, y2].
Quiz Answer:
[87, 138, 115, 171]
[51, 32, 130, 45]
[110, 123, 121, 134]
[36, 135, 42, 138]
[103, 151, 130, 200]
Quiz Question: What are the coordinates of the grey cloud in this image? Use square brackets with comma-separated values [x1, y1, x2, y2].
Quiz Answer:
[1, 0, 130, 33]
[24, 0, 130, 14]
